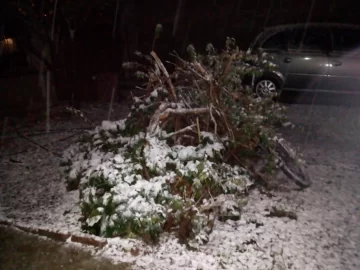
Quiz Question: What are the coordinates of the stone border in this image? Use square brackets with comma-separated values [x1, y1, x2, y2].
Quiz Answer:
[0, 218, 108, 248]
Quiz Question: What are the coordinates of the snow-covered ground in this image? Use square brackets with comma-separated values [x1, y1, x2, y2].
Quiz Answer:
[0, 101, 359, 270]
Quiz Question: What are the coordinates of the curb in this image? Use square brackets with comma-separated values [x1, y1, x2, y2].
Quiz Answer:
[0, 219, 108, 249]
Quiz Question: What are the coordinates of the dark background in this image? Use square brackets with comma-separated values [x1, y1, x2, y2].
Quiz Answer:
[0, 0, 358, 113]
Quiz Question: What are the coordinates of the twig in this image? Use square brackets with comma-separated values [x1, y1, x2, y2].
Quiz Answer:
[209, 75, 215, 104]
[209, 105, 218, 135]
[56, 130, 85, 142]
[196, 117, 201, 143]
[65, 107, 95, 127]
[15, 131, 62, 158]
[107, 77, 118, 120]
[216, 81, 240, 100]
[194, 61, 207, 76]
[222, 53, 235, 77]
[162, 124, 196, 139]
[219, 110, 234, 140]
[135, 86, 147, 91]
[188, 66, 208, 81]
[1, 130, 84, 159]
[169, 52, 187, 64]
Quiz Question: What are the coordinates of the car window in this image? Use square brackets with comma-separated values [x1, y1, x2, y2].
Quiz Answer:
[287, 29, 304, 50]
[262, 31, 291, 50]
[299, 27, 331, 51]
[331, 28, 360, 52]
[261, 27, 331, 52]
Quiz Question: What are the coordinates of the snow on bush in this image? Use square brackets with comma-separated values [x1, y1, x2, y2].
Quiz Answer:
[61, 37, 290, 247]
[61, 116, 252, 246]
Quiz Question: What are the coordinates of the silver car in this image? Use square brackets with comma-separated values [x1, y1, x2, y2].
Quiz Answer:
[247, 23, 360, 96]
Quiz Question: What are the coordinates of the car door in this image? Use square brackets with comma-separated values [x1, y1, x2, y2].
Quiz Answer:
[260, 29, 296, 88]
[280, 26, 331, 92]
[327, 27, 360, 93]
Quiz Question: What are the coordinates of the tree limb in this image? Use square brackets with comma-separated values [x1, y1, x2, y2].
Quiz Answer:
[147, 103, 209, 136]
[161, 107, 209, 118]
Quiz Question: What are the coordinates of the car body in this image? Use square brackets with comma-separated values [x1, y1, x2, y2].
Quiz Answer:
[247, 23, 360, 96]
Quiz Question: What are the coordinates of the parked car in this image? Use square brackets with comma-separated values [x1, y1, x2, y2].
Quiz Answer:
[246, 23, 360, 97]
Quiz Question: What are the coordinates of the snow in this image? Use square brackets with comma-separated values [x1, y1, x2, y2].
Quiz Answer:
[1, 102, 360, 270]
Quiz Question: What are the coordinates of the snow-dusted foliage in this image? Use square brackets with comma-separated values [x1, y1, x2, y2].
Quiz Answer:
[61, 38, 289, 247]
[61, 115, 252, 245]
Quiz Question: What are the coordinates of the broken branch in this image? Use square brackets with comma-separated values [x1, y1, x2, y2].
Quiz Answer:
[151, 51, 177, 102]
[162, 124, 196, 139]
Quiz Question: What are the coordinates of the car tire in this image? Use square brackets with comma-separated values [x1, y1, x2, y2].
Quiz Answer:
[254, 78, 280, 98]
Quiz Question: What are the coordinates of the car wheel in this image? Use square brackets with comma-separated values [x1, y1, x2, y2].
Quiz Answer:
[254, 79, 279, 97]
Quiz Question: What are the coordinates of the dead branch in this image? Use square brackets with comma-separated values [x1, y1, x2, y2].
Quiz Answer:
[194, 61, 207, 76]
[150, 51, 177, 102]
[196, 117, 201, 142]
[216, 82, 240, 100]
[16, 130, 62, 158]
[162, 124, 196, 139]
[219, 110, 234, 140]
[189, 66, 208, 81]
[147, 103, 210, 136]
[147, 103, 170, 135]
[209, 105, 218, 135]
[158, 107, 210, 132]
[223, 53, 235, 76]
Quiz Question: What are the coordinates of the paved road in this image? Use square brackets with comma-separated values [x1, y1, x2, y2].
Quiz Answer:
[279, 103, 360, 269]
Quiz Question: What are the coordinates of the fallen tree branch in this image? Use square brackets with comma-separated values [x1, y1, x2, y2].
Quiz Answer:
[147, 103, 210, 136]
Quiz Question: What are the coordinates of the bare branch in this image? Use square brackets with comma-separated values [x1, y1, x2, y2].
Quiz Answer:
[196, 117, 201, 142]
[147, 103, 170, 135]
[150, 51, 177, 102]
[210, 105, 218, 135]
[147, 103, 210, 136]
[162, 124, 196, 139]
